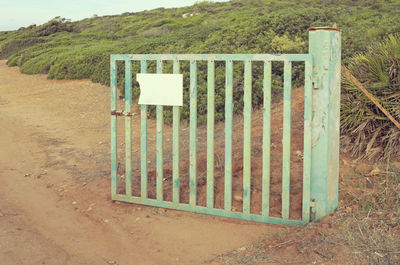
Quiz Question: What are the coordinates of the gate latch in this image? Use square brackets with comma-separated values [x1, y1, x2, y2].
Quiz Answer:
[310, 198, 317, 221]
[111, 110, 133, 117]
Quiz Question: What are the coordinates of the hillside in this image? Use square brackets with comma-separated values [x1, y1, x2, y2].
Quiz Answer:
[1, 0, 399, 80]
[0, 0, 399, 123]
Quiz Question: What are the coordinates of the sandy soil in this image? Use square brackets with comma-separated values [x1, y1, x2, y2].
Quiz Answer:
[0, 60, 296, 265]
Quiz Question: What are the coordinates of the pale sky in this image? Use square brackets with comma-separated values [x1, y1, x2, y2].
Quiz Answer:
[0, 0, 230, 31]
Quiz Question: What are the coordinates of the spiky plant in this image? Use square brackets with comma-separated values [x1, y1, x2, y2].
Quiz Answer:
[341, 34, 400, 161]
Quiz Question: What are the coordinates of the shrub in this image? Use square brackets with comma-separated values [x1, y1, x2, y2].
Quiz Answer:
[341, 34, 400, 160]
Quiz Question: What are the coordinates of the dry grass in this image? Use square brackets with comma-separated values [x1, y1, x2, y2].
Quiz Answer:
[206, 164, 400, 265]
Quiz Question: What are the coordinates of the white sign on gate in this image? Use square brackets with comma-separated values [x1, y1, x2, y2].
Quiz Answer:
[137, 73, 183, 106]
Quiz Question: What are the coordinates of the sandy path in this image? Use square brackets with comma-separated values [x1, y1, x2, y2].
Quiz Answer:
[0, 61, 282, 265]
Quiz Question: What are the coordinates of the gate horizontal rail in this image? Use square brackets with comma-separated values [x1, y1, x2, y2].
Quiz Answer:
[112, 53, 311, 62]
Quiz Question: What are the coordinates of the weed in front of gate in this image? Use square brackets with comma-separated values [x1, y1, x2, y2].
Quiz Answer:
[295, 168, 400, 264]
[326, 168, 400, 264]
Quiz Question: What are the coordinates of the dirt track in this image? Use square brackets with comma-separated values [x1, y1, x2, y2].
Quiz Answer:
[0, 60, 291, 265]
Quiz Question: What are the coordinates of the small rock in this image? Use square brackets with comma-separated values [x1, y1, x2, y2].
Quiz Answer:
[137, 207, 141, 211]
[24, 173, 31, 177]
[320, 215, 333, 224]
[237, 247, 246, 252]
[135, 217, 140, 221]
[72, 201, 77, 205]
[0, 211, 4, 217]
[233, 195, 243, 202]
[104, 219, 110, 223]
[321, 223, 330, 230]
[86, 207, 93, 212]
[39, 171, 47, 177]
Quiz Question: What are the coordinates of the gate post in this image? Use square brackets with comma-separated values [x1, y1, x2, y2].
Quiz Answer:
[308, 28, 341, 221]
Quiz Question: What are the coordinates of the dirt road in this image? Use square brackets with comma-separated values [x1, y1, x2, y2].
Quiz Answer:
[0, 61, 285, 265]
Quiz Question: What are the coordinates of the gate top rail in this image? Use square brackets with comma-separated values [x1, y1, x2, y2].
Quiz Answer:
[111, 53, 312, 62]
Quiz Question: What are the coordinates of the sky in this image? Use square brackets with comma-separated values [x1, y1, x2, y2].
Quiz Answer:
[0, 0, 230, 31]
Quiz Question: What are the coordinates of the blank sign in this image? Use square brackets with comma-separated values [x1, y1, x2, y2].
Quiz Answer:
[137, 73, 183, 106]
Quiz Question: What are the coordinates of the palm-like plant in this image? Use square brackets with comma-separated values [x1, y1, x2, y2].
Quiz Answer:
[341, 34, 400, 160]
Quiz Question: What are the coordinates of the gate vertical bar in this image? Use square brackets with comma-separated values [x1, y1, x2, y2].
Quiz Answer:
[125, 60, 132, 197]
[262, 61, 272, 217]
[302, 59, 313, 222]
[224, 60, 233, 211]
[156, 60, 164, 201]
[110, 57, 118, 197]
[243, 60, 252, 215]
[206, 60, 215, 208]
[172, 60, 180, 203]
[309, 28, 341, 221]
[282, 61, 292, 219]
[189, 60, 197, 206]
[140, 60, 148, 198]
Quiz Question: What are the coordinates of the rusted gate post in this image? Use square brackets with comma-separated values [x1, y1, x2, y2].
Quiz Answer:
[309, 28, 341, 221]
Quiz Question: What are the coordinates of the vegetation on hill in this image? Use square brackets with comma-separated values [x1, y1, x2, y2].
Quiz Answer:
[341, 34, 400, 160]
[0, 0, 399, 126]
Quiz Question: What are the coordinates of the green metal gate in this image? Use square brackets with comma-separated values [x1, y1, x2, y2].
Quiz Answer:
[110, 28, 341, 225]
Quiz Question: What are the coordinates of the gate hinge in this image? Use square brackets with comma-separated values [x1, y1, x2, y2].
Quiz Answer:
[111, 110, 133, 117]
[310, 198, 317, 221]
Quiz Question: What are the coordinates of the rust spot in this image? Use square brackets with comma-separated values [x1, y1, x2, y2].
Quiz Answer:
[111, 110, 132, 116]
[111, 110, 122, 116]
